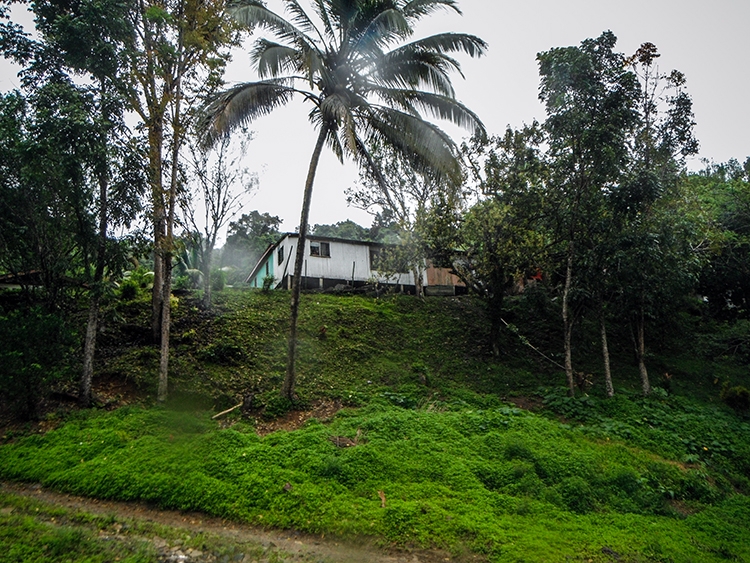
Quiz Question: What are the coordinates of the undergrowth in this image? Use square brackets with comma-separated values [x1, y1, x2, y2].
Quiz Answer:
[1, 402, 749, 562]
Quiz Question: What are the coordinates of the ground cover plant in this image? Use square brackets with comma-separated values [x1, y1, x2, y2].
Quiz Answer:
[1, 289, 749, 562]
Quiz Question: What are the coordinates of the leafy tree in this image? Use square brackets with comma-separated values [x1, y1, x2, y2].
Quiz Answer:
[538, 31, 640, 396]
[606, 42, 700, 395]
[447, 125, 550, 356]
[221, 210, 282, 277]
[3, 0, 148, 407]
[312, 220, 371, 241]
[693, 159, 750, 321]
[201, 0, 486, 400]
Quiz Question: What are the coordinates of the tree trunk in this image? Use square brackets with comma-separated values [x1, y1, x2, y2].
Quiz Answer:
[635, 306, 651, 395]
[600, 314, 614, 397]
[157, 64, 183, 402]
[157, 255, 172, 402]
[282, 126, 328, 401]
[149, 119, 165, 344]
[80, 104, 109, 408]
[562, 244, 575, 397]
[202, 246, 212, 309]
[80, 294, 100, 407]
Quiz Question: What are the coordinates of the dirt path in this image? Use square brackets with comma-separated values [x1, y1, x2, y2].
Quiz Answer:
[2, 482, 459, 563]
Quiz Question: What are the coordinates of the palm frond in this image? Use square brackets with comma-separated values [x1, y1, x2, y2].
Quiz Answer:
[252, 39, 302, 77]
[370, 88, 484, 133]
[364, 105, 462, 181]
[198, 80, 298, 146]
[390, 33, 488, 58]
[351, 8, 412, 58]
[320, 93, 358, 153]
[231, 0, 319, 56]
[312, 0, 337, 41]
[402, 0, 461, 20]
[367, 50, 460, 96]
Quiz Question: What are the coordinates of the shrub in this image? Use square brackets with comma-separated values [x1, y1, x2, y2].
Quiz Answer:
[211, 268, 226, 293]
[262, 275, 275, 292]
[0, 308, 76, 419]
[118, 278, 139, 300]
[721, 384, 750, 413]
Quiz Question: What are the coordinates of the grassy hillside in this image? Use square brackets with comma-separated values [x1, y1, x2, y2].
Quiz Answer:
[1, 289, 749, 562]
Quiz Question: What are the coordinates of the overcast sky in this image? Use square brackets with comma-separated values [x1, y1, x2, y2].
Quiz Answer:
[2, 0, 749, 233]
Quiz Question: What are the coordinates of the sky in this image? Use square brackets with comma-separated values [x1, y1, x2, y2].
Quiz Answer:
[2, 0, 750, 234]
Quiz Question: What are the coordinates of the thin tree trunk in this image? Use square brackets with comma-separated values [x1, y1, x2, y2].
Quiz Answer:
[202, 246, 212, 309]
[282, 126, 328, 401]
[80, 95, 109, 408]
[149, 120, 165, 344]
[80, 294, 101, 407]
[157, 256, 172, 402]
[562, 243, 575, 397]
[635, 305, 650, 395]
[600, 313, 614, 397]
[157, 65, 183, 402]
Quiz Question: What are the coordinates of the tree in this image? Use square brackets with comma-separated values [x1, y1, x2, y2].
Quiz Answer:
[347, 141, 459, 296]
[538, 31, 640, 396]
[221, 210, 282, 276]
[693, 159, 750, 321]
[30, 0, 147, 407]
[116, 0, 236, 401]
[444, 125, 550, 356]
[181, 133, 255, 307]
[606, 42, 699, 395]
[201, 0, 486, 400]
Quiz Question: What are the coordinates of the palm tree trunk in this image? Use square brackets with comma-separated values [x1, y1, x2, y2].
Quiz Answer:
[282, 126, 328, 401]
[562, 243, 575, 397]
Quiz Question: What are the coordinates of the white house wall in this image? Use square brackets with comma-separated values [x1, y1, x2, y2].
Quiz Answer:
[268, 236, 416, 286]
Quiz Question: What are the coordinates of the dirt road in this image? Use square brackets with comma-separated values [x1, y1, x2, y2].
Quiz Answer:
[2, 482, 461, 563]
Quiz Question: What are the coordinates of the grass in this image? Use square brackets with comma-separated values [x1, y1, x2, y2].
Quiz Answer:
[1, 401, 749, 561]
[0, 489, 289, 562]
[1, 288, 749, 561]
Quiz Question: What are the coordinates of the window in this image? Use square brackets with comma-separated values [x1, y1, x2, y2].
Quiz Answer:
[278, 246, 284, 265]
[310, 241, 330, 257]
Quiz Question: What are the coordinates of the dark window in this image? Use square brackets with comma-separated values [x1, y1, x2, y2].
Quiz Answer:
[278, 247, 284, 264]
[310, 241, 330, 257]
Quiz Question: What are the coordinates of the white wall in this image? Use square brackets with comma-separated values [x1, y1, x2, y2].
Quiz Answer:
[275, 236, 416, 286]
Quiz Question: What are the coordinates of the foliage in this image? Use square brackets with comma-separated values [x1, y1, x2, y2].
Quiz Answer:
[0, 307, 76, 419]
[1, 400, 749, 561]
[720, 384, 750, 414]
[221, 210, 282, 278]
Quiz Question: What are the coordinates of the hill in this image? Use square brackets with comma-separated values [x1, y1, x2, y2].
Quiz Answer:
[1, 289, 749, 562]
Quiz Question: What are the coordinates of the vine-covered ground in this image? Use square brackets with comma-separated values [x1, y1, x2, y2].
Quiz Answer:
[1, 289, 748, 562]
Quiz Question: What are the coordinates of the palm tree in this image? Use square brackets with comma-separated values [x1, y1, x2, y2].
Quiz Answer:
[201, 0, 486, 400]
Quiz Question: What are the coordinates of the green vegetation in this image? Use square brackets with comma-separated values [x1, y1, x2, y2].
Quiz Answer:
[1, 290, 749, 562]
[0, 489, 290, 562]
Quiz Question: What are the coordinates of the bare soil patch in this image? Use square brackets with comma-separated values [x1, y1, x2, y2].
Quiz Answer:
[252, 400, 346, 436]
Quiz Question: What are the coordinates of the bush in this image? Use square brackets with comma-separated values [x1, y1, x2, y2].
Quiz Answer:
[211, 268, 226, 293]
[721, 384, 750, 413]
[119, 278, 139, 300]
[0, 308, 76, 419]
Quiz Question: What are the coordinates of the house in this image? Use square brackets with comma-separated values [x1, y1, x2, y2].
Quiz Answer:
[245, 233, 465, 295]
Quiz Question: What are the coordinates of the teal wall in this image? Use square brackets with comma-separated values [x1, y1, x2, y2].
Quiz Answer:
[249, 256, 274, 288]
